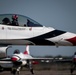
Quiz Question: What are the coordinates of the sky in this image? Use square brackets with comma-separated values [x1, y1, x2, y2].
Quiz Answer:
[0, 0, 76, 56]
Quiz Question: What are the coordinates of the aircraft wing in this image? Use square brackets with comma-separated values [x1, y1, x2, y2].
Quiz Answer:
[23, 55, 54, 60]
[25, 55, 73, 63]
[0, 58, 12, 64]
[26, 57, 53, 60]
[25, 57, 73, 63]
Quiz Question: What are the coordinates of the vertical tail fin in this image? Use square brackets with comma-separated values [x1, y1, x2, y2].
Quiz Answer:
[24, 45, 30, 55]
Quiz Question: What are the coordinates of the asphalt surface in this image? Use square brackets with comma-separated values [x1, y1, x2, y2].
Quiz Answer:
[0, 70, 76, 75]
[0, 62, 76, 75]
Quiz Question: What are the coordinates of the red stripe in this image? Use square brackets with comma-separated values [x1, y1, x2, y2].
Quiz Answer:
[11, 57, 17, 61]
[24, 51, 28, 54]
[66, 36, 76, 45]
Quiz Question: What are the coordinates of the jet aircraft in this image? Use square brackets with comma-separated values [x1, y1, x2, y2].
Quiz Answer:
[0, 14, 76, 58]
[0, 45, 52, 75]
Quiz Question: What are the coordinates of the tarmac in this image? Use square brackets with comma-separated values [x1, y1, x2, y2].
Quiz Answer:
[0, 70, 76, 75]
[0, 62, 76, 75]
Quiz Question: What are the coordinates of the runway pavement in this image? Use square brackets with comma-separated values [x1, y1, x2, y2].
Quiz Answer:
[0, 62, 76, 75]
[0, 70, 76, 75]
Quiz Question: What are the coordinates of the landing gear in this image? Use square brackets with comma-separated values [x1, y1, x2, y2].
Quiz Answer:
[30, 68, 34, 74]
[11, 66, 21, 75]
[0, 66, 4, 72]
[27, 60, 34, 74]
[11, 69, 20, 75]
[70, 62, 76, 75]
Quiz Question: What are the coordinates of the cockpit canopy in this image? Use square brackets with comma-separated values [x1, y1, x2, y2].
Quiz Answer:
[0, 14, 43, 27]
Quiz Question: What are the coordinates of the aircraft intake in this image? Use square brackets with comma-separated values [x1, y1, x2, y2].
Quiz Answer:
[11, 57, 18, 62]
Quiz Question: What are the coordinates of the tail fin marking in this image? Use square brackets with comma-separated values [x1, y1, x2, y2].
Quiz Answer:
[24, 45, 30, 55]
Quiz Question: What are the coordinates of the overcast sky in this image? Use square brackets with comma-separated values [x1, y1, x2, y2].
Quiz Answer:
[0, 0, 76, 56]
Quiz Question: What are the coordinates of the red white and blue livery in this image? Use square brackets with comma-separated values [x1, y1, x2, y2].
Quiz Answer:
[0, 14, 76, 58]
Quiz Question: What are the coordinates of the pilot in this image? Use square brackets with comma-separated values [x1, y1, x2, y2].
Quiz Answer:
[2, 17, 11, 25]
[12, 14, 19, 26]
[13, 49, 20, 54]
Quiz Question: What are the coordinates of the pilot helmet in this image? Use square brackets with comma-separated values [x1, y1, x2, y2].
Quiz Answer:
[12, 14, 18, 20]
[14, 49, 20, 54]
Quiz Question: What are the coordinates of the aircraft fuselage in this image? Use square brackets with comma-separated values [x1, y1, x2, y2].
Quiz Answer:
[0, 24, 76, 46]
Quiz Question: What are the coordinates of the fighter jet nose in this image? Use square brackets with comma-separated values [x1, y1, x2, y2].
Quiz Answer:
[11, 57, 18, 62]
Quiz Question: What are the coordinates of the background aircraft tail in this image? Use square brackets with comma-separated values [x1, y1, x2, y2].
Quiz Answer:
[24, 45, 30, 55]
